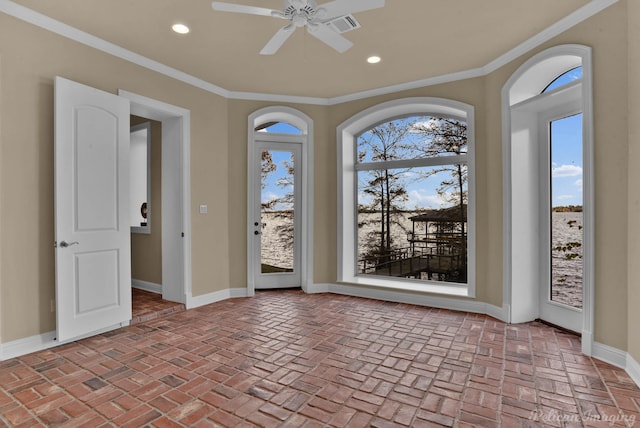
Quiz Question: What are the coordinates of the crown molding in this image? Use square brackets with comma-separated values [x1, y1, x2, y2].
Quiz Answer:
[0, 0, 619, 106]
[228, 90, 330, 106]
[482, 0, 619, 75]
[327, 67, 486, 105]
[0, 0, 231, 98]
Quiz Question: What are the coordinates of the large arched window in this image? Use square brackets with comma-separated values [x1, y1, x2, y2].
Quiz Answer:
[338, 98, 475, 296]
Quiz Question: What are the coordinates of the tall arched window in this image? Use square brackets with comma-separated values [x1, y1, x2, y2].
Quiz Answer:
[338, 98, 475, 296]
[502, 45, 594, 350]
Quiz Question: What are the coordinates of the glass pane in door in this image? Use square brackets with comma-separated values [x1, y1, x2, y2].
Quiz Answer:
[260, 149, 295, 273]
[550, 113, 583, 308]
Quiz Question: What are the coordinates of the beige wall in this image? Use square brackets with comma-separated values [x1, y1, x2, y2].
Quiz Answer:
[227, 2, 633, 350]
[627, 0, 640, 363]
[0, 1, 637, 357]
[130, 116, 162, 285]
[552, 1, 629, 350]
[226, 100, 332, 289]
[0, 14, 229, 341]
[479, 2, 630, 350]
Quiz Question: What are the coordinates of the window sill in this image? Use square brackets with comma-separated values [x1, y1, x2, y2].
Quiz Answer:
[340, 274, 472, 297]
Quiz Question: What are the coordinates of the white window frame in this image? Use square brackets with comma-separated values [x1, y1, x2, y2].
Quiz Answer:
[337, 97, 476, 297]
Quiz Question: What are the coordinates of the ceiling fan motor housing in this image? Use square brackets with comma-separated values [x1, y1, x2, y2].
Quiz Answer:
[283, 0, 319, 23]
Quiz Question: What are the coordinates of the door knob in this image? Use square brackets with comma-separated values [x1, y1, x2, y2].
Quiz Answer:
[59, 241, 79, 248]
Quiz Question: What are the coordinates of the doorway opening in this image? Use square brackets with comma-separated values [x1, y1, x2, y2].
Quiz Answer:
[119, 89, 192, 311]
[502, 45, 594, 353]
[247, 107, 314, 295]
[53, 78, 191, 343]
[129, 116, 185, 323]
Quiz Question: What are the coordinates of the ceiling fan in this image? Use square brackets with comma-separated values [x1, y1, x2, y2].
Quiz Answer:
[211, 0, 385, 55]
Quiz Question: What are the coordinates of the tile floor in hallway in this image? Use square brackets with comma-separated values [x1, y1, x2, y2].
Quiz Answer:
[131, 289, 186, 326]
[0, 290, 639, 427]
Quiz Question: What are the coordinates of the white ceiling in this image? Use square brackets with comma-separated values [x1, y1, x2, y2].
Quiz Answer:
[7, 0, 596, 100]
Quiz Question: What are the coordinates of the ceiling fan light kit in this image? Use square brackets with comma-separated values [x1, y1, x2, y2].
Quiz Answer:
[211, 0, 385, 55]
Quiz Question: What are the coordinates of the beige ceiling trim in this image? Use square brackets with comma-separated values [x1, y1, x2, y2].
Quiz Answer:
[0, 0, 619, 106]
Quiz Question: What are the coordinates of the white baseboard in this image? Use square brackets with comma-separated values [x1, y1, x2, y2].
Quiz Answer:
[186, 287, 248, 309]
[307, 283, 330, 293]
[323, 283, 509, 322]
[592, 341, 628, 369]
[0, 331, 57, 361]
[132, 279, 162, 294]
[627, 353, 640, 388]
[591, 342, 640, 389]
[486, 302, 510, 322]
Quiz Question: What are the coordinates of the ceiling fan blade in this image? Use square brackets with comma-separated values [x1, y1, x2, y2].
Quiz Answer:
[211, 2, 281, 18]
[318, 0, 385, 20]
[260, 25, 296, 55]
[307, 24, 353, 53]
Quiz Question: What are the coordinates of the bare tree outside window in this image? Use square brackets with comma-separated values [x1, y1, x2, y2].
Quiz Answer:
[356, 116, 468, 284]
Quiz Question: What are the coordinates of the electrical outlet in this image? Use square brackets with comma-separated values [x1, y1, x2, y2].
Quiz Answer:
[199, 205, 208, 214]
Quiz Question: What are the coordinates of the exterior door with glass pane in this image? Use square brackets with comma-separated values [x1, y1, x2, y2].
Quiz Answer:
[539, 107, 583, 333]
[252, 138, 302, 289]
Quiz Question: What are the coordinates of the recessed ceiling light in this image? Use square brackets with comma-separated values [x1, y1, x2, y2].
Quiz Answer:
[172, 23, 190, 34]
[367, 56, 381, 64]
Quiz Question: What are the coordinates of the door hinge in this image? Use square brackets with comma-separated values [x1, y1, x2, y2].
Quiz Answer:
[181, 232, 184, 238]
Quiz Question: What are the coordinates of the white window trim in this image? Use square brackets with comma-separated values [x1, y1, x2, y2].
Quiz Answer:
[337, 97, 476, 297]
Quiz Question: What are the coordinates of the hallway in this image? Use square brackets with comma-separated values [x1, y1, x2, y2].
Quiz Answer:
[131, 288, 185, 326]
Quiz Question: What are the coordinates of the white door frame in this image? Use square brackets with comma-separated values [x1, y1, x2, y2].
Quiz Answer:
[247, 107, 314, 296]
[118, 90, 192, 305]
[501, 44, 595, 354]
[252, 139, 302, 289]
[536, 85, 583, 333]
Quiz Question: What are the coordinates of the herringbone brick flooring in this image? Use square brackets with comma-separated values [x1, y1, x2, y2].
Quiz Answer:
[131, 289, 185, 325]
[0, 290, 638, 427]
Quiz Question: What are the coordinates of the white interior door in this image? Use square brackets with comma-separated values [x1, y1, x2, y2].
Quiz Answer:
[252, 138, 302, 289]
[54, 76, 132, 343]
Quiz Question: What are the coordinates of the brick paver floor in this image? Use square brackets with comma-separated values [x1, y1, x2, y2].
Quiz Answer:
[0, 290, 638, 427]
[131, 289, 185, 325]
